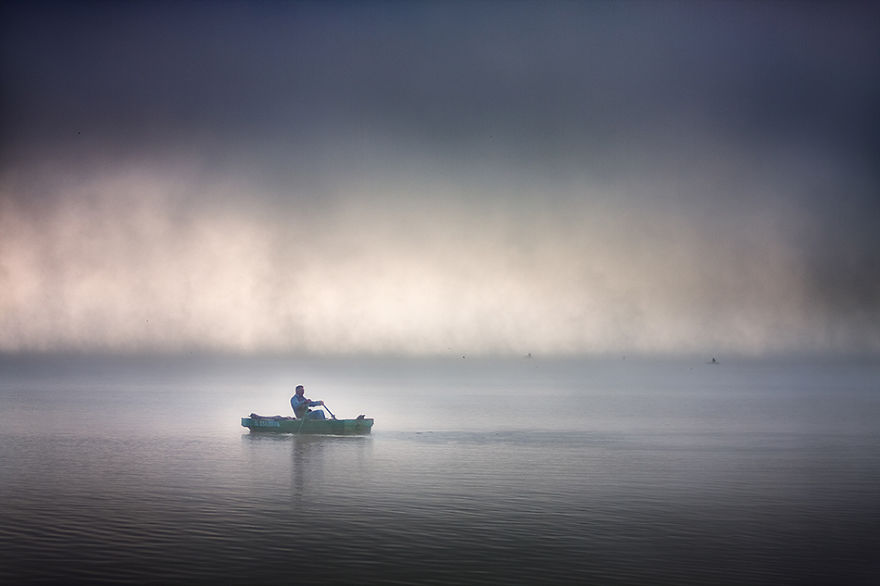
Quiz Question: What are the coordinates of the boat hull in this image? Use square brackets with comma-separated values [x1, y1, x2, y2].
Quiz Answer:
[241, 415, 373, 435]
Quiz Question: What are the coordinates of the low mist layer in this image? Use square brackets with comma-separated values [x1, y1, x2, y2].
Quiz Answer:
[2, 153, 876, 356]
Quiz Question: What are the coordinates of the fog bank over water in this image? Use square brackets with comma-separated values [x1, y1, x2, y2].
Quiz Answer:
[1, 2, 878, 357]
[2, 159, 877, 356]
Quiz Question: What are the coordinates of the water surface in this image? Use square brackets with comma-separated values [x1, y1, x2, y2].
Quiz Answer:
[1, 355, 878, 584]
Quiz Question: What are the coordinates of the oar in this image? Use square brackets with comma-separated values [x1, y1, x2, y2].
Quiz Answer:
[321, 403, 337, 420]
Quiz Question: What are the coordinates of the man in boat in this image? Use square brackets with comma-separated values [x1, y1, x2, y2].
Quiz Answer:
[291, 385, 326, 419]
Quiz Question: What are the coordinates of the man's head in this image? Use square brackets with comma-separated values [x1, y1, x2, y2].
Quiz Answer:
[295, 385, 305, 396]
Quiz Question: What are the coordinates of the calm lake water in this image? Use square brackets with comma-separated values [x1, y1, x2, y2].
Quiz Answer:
[1, 354, 878, 585]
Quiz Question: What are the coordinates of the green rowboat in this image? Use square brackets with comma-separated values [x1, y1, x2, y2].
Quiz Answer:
[242, 413, 374, 435]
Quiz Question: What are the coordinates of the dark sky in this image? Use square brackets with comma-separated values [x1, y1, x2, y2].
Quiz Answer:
[1, 0, 879, 355]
